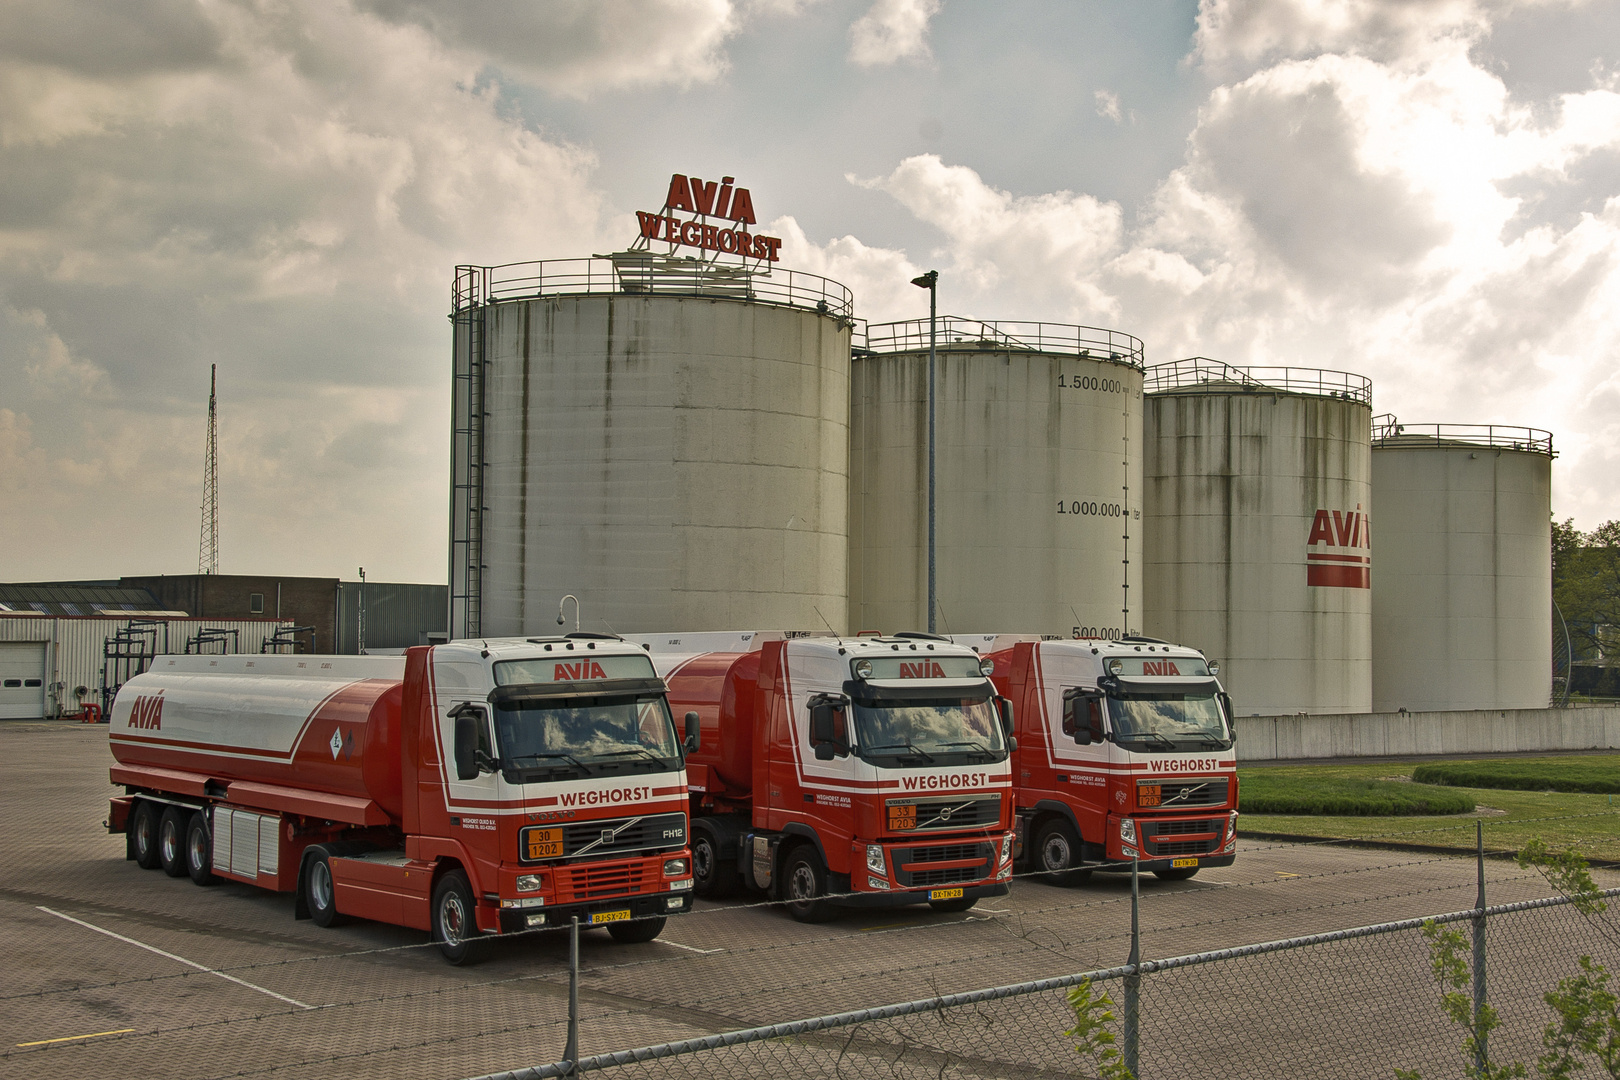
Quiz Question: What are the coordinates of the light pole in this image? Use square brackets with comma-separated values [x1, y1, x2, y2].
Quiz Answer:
[910, 270, 939, 635]
[357, 567, 366, 655]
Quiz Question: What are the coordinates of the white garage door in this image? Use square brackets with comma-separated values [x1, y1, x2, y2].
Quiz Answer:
[0, 642, 48, 720]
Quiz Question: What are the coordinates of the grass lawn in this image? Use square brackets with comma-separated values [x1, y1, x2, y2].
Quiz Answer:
[1237, 758, 1620, 862]
[1413, 758, 1620, 794]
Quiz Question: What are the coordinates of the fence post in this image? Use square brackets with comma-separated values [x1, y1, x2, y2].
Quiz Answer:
[565, 916, 580, 1073]
[1473, 821, 1487, 1074]
[1124, 856, 1140, 1078]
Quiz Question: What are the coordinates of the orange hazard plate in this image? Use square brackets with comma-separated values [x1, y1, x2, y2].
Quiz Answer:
[590, 909, 631, 924]
[929, 887, 965, 901]
[1172, 858, 1199, 869]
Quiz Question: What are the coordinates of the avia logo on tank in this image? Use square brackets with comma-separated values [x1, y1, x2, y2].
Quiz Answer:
[634, 173, 783, 262]
[1306, 505, 1371, 589]
[1142, 660, 1181, 676]
[555, 661, 609, 681]
[899, 772, 991, 791]
[129, 692, 164, 730]
[897, 661, 948, 679]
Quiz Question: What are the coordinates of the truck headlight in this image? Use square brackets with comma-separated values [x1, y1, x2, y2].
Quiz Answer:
[515, 874, 544, 893]
[867, 875, 890, 890]
[999, 833, 1013, 864]
[865, 844, 886, 874]
[1224, 811, 1238, 851]
[1120, 817, 1137, 845]
[664, 858, 689, 877]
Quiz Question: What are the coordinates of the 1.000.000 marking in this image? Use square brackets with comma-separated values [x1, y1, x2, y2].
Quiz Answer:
[1058, 501, 1125, 517]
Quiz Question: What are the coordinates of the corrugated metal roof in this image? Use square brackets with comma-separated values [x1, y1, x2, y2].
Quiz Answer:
[0, 583, 166, 617]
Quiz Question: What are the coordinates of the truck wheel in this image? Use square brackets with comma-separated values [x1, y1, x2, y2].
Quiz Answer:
[130, 801, 162, 870]
[432, 870, 485, 965]
[607, 916, 667, 944]
[782, 847, 837, 924]
[186, 812, 218, 886]
[303, 849, 346, 927]
[691, 825, 737, 899]
[158, 806, 189, 877]
[1154, 867, 1199, 882]
[928, 896, 979, 913]
[1033, 819, 1091, 886]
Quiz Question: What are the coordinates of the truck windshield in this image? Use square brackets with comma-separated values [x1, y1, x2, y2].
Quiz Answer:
[1108, 692, 1231, 751]
[493, 694, 681, 778]
[851, 697, 1006, 766]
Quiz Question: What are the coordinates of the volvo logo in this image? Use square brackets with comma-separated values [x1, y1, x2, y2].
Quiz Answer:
[601, 829, 615, 844]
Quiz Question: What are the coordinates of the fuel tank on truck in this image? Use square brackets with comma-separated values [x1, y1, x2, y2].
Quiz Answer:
[624, 631, 773, 798]
[108, 654, 408, 821]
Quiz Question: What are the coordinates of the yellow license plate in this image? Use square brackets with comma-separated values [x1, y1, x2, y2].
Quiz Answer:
[1171, 857, 1199, 869]
[525, 828, 562, 860]
[590, 909, 631, 924]
[929, 887, 964, 901]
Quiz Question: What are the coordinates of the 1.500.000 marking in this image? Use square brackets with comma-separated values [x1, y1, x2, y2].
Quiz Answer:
[1058, 501, 1129, 517]
[1057, 375, 1127, 393]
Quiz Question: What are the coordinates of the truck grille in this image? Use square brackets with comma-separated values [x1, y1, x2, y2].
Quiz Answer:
[521, 813, 687, 865]
[554, 860, 657, 902]
[892, 840, 994, 888]
[886, 794, 1002, 833]
[1144, 818, 1223, 858]
[1137, 779, 1229, 809]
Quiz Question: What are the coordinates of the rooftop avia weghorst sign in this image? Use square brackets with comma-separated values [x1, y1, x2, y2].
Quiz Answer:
[634, 174, 783, 262]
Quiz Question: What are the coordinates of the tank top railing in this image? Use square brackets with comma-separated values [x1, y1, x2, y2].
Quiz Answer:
[1372, 414, 1555, 455]
[1146, 357, 1373, 404]
[859, 317, 1145, 368]
[451, 256, 855, 320]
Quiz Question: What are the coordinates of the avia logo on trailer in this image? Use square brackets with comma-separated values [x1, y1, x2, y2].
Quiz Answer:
[633, 173, 784, 262]
[128, 692, 164, 730]
[1306, 506, 1371, 589]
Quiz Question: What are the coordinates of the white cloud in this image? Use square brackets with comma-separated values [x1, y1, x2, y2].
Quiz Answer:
[1095, 89, 1124, 123]
[848, 0, 941, 67]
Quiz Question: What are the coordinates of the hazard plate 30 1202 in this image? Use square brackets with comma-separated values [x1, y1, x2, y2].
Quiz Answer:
[929, 887, 964, 901]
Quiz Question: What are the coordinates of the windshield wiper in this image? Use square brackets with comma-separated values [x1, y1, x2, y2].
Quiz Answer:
[593, 748, 667, 764]
[511, 751, 588, 771]
[864, 742, 936, 763]
[1115, 731, 1177, 750]
[935, 739, 997, 756]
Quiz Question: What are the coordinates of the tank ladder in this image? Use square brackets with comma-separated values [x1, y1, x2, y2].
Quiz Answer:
[450, 274, 489, 639]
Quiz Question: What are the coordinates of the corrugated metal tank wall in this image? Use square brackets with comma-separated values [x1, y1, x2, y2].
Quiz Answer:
[1370, 421, 1554, 711]
[1143, 359, 1373, 715]
[850, 319, 1144, 637]
[452, 260, 853, 636]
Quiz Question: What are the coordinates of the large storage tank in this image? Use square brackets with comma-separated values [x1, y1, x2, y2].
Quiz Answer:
[849, 318, 1144, 637]
[1142, 358, 1373, 715]
[1370, 417, 1554, 712]
[450, 255, 854, 637]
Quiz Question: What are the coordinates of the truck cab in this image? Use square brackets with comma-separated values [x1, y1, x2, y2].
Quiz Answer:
[644, 632, 1016, 922]
[967, 636, 1239, 883]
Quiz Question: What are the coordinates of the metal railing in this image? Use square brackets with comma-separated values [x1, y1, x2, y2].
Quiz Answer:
[1372, 413, 1555, 455]
[859, 317, 1145, 368]
[451, 256, 855, 321]
[1146, 356, 1373, 403]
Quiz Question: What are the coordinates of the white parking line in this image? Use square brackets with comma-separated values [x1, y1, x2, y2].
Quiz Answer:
[658, 939, 724, 954]
[38, 907, 314, 1010]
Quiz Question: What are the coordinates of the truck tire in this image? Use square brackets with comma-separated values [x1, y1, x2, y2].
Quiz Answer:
[928, 896, 978, 913]
[130, 801, 162, 870]
[1032, 818, 1091, 886]
[186, 812, 218, 886]
[691, 823, 738, 899]
[303, 848, 346, 927]
[158, 806, 189, 877]
[607, 916, 667, 944]
[1154, 866, 1199, 882]
[782, 847, 837, 924]
[432, 870, 485, 965]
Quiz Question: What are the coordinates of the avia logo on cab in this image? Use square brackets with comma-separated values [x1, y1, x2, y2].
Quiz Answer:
[128, 693, 165, 730]
[555, 661, 609, 681]
[897, 661, 948, 679]
[1142, 660, 1181, 676]
[1306, 505, 1372, 589]
[900, 772, 991, 791]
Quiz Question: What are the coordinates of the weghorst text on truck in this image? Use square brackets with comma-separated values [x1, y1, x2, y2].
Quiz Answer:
[634, 632, 1017, 922]
[960, 635, 1239, 883]
[107, 636, 694, 963]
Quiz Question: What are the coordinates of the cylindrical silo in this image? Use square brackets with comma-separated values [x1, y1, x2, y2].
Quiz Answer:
[1142, 358, 1373, 715]
[1370, 418, 1553, 712]
[449, 254, 853, 637]
[849, 318, 1144, 637]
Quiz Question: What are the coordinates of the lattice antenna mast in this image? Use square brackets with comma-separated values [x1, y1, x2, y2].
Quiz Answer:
[199, 364, 219, 575]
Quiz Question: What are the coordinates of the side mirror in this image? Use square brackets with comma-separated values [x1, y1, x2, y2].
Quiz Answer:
[995, 696, 1015, 737]
[1219, 692, 1236, 743]
[809, 702, 836, 746]
[453, 713, 481, 781]
[814, 743, 836, 761]
[684, 711, 701, 753]
[1007, 736, 1018, 752]
[1074, 725, 1093, 746]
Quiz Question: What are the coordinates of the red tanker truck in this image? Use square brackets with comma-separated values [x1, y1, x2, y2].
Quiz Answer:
[954, 635, 1239, 884]
[107, 636, 695, 962]
[628, 632, 1016, 921]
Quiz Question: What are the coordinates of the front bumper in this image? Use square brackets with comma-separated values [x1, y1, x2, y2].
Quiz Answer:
[497, 890, 693, 933]
[1094, 853, 1236, 874]
[834, 881, 1010, 909]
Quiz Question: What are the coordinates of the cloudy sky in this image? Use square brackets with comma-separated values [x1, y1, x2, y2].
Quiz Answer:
[3, 0, 1618, 584]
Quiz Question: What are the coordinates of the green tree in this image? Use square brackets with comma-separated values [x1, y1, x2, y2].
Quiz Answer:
[1552, 519, 1620, 662]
